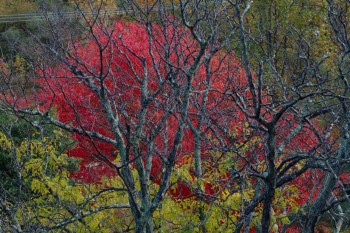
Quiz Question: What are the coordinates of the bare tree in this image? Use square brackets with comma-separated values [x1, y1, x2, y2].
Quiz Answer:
[1, 0, 350, 232]
[1, 1, 237, 232]
[302, 1, 350, 232]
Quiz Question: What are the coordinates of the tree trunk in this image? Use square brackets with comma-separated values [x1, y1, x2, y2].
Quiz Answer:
[194, 134, 207, 233]
[135, 214, 154, 233]
[261, 128, 276, 233]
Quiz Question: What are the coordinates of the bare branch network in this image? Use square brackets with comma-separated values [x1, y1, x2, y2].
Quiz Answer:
[0, 0, 350, 232]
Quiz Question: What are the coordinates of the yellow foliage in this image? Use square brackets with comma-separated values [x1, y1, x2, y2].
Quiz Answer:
[0, 0, 36, 15]
[0, 129, 131, 231]
[0, 132, 12, 150]
[69, 0, 117, 10]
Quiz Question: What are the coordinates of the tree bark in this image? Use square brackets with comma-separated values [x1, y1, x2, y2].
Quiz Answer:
[261, 127, 276, 233]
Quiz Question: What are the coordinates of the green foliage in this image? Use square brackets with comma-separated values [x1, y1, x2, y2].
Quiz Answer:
[0, 114, 133, 232]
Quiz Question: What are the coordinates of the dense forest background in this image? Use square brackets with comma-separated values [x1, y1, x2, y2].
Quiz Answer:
[1, 0, 350, 232]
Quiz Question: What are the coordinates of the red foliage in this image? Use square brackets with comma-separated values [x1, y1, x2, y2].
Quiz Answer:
[34, 21, 245, 185]
[33, 21, 324, 208]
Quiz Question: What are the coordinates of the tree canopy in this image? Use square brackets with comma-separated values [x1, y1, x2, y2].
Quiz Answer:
[1, 0, 350, 232]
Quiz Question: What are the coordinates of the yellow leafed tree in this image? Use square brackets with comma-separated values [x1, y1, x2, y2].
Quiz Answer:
[0, 128, 132, 232]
